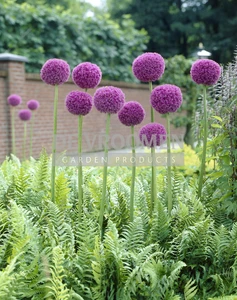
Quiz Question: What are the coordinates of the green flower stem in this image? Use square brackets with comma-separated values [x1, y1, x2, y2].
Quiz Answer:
[151, 146, 157, 211]
[99, 113, 111, 234]
[149, 81, 154, 122]
[30, 112, 35, 157]
[78, 115, 83, 222]
[51, 84, 58, 203]
[198, 85, 208, 198]
[130, 125, 136, 222]
[23, 122, 27, 161]
[149, 81, 155, 214]
[11, 107, 16, 155]
[166, 113, 172, 215]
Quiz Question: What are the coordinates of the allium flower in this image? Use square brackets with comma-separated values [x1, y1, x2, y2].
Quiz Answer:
[27, 99, 40, 111]
[40, 58, 70, 85]
[139, 123, 166, 147]
[132, 52, 165, 82]
[190, 59, 221, 86]
[150, 84, 183, 114]
[93, 86, 125, 114]
[7, 94, 22, 107]
[72, 62, 102, 89]
[18, 109, 32, 121]
[118, 101, 145, 126]
[65, 91, 93, 116]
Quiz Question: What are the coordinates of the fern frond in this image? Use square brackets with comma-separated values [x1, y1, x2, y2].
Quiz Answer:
[184, 279, 198, 300]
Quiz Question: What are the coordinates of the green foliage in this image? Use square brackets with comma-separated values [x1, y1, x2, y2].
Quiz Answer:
[107, 0, 237, 63]
[1, 151, 237, 299]
[194, 53, 237, 218]
[0, 1, 148, 81]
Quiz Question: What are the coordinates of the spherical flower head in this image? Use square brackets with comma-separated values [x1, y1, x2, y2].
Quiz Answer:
[18, 109, 32, 121]
[40, 58, 70, 85]
[118, 101, 145, 126]
[190, 59, 221, 86]
[132, 52, 165, 82]
[7, 94, 22, 107]
[27, 99, 40, 111]
[93, 86, 125, 114]
[72, 62, 102, 89]
[150, 84, 183, 114]
[139, 123, 166, 147]
[65, 91, 93, 116]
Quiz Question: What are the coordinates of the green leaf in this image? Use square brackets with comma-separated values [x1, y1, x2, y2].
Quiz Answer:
[211, 124, 222, 129]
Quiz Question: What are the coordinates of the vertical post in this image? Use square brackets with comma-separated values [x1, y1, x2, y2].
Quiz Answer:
[0, 53, 28, 159]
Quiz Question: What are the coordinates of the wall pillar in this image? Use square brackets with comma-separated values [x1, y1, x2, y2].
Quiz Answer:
[0, 53, 28, 158]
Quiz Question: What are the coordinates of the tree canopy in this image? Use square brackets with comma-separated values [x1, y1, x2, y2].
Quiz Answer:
[107, 0, 237, 63]
[0, 0, 148, 81]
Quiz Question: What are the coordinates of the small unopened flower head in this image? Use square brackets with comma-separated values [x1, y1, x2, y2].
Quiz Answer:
[65, 91, 93, 116]
[40, 58, 70, 85]
[27, 99, 40, 111]
[93, 86, 125, 114]
[72, 62, 102, 89]
[139, 123, 166, 147]
[190, 59, 221, 86]
[18, 109, 32, 121]
[7, 94, 22, 107]
[132, 52, 165, 82]
[118, 101, 145, 126]
[151, 84, 183, 114]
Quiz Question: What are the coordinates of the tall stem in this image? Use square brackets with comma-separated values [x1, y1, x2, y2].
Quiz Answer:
[130, 126, 136, 222]
[149, 82, 154, 122]
[99, 113, 111, 234]
[30, 112, 35, 157]
[23, 122, 27, 161]
[11, 107, 15, 155]
[149, 81, 155, 214]
[78, 115, 83, 222]
[151, 146, 157, 211]
[51, 85, 58, 202]
[166, 113, 172, 215]
[198, 85, 208, 198]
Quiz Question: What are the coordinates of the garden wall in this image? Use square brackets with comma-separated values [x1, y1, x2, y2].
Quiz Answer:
[0, 53, 185, 161]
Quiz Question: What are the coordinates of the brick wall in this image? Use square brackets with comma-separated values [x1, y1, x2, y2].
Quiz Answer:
[0, 54, 185, 161]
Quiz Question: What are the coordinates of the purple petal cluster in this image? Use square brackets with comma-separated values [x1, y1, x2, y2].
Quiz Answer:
[150, 84, 183, 114]
[18, 109, 32, 121]
[27, 99, 40, 111]
[132, 52, 165, 82]
[190, 59, 221, 86]
[139, 123, 166, 147]
[118, 101, 145, 126]
[40, 58, 70, 85]
[65, 91, 93, 116]
[7, 94, 22, 107]
[72, 62, 102, 89]
[93, 86, 125, 114]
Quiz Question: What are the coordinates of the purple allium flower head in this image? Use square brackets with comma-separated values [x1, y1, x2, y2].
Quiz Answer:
[150, 84, 183, 114]
[18, 109, 32, 121]
[118, 101, 145, 126]
[93, 86, 125, 114]
[132, 52, 165, 82]
[190, 59, 221, 86]
[40, 58, 70, 85]
[139, 123, 166, 147]
[65, 91, 93, 116]
[27, 99, 40, 111]
[7, 94, 22, 107]
[72, 62, 102, 89]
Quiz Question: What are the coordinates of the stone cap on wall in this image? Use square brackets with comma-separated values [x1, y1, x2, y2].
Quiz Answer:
[0, 53, 28, 62]
[26, 73, 150, 90]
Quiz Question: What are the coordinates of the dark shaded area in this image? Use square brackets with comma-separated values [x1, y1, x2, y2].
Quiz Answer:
[108, 0, 237, 63]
